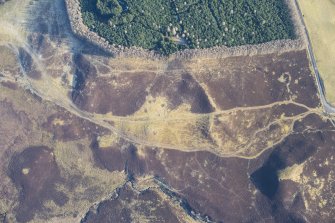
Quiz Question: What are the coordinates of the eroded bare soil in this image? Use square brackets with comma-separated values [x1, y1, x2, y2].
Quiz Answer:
[1, 0, 335, 222]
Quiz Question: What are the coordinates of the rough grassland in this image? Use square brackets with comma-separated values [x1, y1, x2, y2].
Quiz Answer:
[80, 0, 295, 55]
[297, 0, 335, 105]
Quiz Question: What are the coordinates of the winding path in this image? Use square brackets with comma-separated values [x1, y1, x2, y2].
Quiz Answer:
[0, 0, 334, 157]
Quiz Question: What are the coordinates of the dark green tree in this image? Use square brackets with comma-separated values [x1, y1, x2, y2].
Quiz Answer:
[80, 0, 295, 55]
[96, 0, 122, 16]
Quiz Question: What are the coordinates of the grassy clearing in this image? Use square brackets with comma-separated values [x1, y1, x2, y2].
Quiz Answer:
[297, 0, 335, 105]
[80, 0, 295, 55]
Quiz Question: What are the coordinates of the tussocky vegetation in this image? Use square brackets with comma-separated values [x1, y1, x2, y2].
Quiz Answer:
[80, 0, 295, 55]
